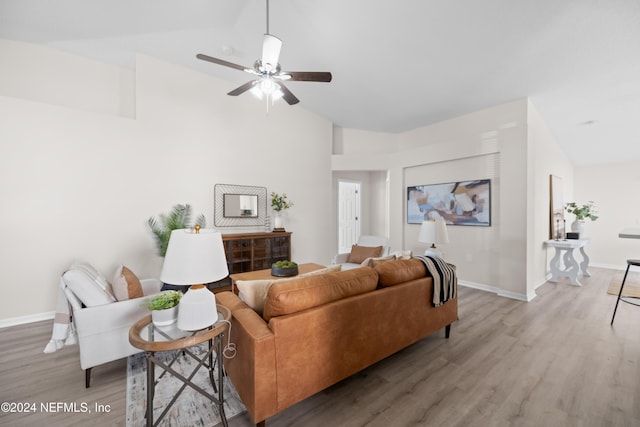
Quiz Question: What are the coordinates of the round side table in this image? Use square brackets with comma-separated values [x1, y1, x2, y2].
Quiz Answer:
[129, 304, 231, 427]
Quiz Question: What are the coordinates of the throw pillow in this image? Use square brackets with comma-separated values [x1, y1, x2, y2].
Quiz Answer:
[63, 265, 116, 307]
[237, 265, 343, 315]
[347, 245, 383, 264]
[112, 265, 144, 301]
[236, 279, 276, 315]
[69, 261, 116, 301]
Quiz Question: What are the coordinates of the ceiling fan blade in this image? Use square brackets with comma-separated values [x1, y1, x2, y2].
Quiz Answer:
[286, 71, 332, 82]
[228, 80, 260, 96]
[261, 34, 282, 72]
[275, 82, 299, 105]
[196, 53, 249, 72]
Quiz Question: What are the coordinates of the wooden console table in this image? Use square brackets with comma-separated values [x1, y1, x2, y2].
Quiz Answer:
[207, 232, 292, 293]
[222, 231, 292, 274]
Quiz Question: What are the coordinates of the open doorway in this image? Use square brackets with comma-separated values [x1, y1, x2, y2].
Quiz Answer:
[338, 180, 361, 254]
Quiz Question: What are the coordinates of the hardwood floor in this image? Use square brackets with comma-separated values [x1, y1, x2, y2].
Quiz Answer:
[1, 267, 638, 426]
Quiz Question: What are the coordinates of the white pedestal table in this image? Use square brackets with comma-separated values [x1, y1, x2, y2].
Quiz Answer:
[545, 238, 591, 286]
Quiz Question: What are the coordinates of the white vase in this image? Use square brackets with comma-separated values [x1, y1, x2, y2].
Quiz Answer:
[151, 305, 178, 327]
[571, 220, 585, 234]
[273, 212, 285, 230]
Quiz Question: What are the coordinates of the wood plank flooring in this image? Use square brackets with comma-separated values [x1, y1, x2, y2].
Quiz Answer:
[1, 267, 638, 426]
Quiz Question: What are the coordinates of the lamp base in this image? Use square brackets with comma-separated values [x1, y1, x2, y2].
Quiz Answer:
[177, 285, 218, 331]
[424, 247, 443, 258]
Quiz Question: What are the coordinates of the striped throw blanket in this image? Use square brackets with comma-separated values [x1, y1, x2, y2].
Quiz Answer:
[413, 255, 457, 306]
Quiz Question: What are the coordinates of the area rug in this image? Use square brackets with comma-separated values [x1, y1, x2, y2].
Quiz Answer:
[126, 344, 246, 426]
[607, 270, 640, 298]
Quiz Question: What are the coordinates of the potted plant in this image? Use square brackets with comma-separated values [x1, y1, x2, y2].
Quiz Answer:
[565, 201, 598, 234]
[271, 192, 293, 231]
[142, 290, 182, 326]
[148, 204, 206, 257]
[271, 260, 299, 277]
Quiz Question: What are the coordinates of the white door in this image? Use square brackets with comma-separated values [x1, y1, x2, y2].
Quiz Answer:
[338, 181, 361, 254]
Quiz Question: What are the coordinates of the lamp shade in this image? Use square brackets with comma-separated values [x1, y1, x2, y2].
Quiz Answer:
[418, 220, 449, 245]
[160, 228, 229, 331]
[160, 228, 229, 285]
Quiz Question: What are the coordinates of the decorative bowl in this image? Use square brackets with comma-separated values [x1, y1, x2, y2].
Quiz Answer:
[271, 265, 299, 277]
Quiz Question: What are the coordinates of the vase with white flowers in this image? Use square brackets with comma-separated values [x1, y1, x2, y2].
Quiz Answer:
[565, 201, 598, 234]
[271, 192, 293, 231]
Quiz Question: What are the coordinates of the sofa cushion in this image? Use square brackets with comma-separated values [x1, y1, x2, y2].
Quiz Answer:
[111, 265, 143, 301]
[367, 255, 396, 267]
[263, 267, 379, 321]
[347, 245, 383, 264]
[374, 258, 427, 287]
[237, 265, 342, 315]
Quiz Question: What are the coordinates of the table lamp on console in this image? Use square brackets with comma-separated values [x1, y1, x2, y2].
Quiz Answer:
[418, 219, 449, 258]
[160, 225, 229, 331]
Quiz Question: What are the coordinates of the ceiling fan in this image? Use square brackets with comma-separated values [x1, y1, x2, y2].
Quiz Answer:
[196, 0, 332, 105]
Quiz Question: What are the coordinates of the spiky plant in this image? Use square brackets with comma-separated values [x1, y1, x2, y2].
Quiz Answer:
[148, 204, 206, 256]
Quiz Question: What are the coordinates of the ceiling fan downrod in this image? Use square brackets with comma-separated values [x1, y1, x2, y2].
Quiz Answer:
[266, 0, 270, 35]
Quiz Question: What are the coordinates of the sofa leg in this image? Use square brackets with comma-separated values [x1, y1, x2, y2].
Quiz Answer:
[256, 421, 266, 427]
[85, 368, 92, 388]
[445, 324, 451, 339]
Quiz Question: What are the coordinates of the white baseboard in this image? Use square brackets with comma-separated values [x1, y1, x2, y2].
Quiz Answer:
[0, 311, 54, 329]
[458, 280, 534, 302]
[590, 262, 627, 271]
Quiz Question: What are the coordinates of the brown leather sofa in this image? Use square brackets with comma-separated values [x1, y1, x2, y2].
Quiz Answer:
[216, 258, 458, 426]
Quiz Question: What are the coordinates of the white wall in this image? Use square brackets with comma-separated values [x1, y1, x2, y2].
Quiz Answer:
[527, 101, 574, 293]
[333, 99, 571, 301]
[574, 161, 640, 269]
[0, 40, 333, 324]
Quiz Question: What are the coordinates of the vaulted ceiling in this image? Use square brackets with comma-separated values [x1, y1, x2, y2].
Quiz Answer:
[1, 0, 639, 166]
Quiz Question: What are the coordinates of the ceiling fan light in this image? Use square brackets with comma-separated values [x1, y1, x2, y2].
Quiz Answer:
[259, 78, 277, 95]
[250, 85, 264, 99]
[272, 89, 284, 101]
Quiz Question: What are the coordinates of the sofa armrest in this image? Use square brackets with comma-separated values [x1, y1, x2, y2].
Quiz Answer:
[331, 252, 350, 265]
[73, 294, 157, 336]
[216, 291, 277, 424]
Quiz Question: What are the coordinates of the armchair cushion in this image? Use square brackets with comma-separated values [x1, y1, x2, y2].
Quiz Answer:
[111, 265, 143, 301]
[347, 245, 383, 264]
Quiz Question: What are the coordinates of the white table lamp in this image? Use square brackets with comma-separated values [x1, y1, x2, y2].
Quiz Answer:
[418, 219, 449, 258]
[160, 225, 229, 331]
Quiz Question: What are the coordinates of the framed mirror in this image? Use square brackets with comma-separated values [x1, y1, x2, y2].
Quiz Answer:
[223, 194, 259, 218]
[214, 184, 267, 227]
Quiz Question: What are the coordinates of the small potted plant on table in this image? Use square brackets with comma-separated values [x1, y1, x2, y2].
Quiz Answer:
[271, 260, 299, 277]
[565, 201, 598, 234]
[271, 192, 293, 231]
[143, 290, 182, 326]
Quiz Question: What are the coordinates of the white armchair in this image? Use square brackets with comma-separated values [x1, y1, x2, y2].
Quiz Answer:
[60, 266, 163, 387]
[332, 235, 391, 270]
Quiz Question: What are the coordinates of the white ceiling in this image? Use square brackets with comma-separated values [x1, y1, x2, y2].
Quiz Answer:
[1, 0, 639, 166]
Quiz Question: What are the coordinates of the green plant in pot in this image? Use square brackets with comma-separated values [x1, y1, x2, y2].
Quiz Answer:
[143, 290, 182, 326]
[148, 204, 205, 292]
[271, 192, 293, 231]
[271, 260, 298, 277]
[148, 204, 206, 257]
[565, 201, 598, 234]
